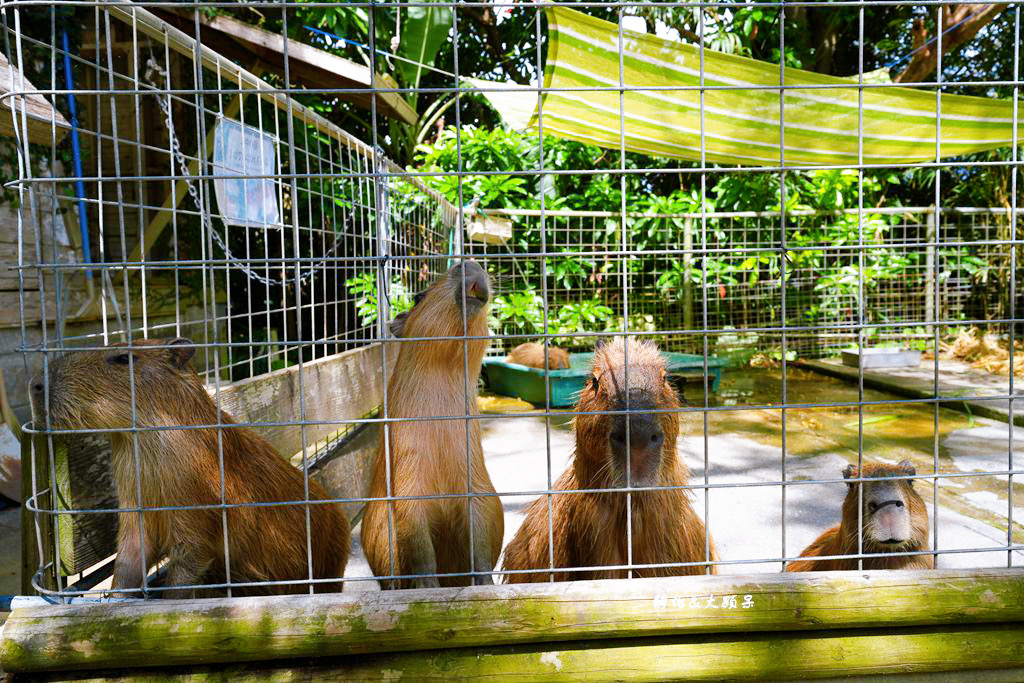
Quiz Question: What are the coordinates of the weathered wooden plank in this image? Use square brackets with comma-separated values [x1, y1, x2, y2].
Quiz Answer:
[0, 50, 70, 146]
[19, 626, 1024, 681]
[21, 430, 118, 581]
[213, 344, 392, 461]
[2, 569, 1023, 674]
[52, 433, 118, 576]
[311, 421, 378, 520]
[150, 9, 418, 126]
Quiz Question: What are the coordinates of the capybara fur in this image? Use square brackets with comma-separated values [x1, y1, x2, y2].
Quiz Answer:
[362, 260, 504, 589]
[508, 342, 571, 370]
[31, 338, 348, 598]
[501, 337, 718, 582]
[786, 460, 932, 571]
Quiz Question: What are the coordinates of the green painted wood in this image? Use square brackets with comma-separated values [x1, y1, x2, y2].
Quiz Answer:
[16, 625, 1024, 681]
[2, 569, 1023, 674]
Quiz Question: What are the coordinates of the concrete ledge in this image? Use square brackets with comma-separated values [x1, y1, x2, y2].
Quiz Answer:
[796, 358, 1024, 428]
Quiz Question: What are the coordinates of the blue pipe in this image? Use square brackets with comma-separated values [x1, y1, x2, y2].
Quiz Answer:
[61, 29, 91, 279]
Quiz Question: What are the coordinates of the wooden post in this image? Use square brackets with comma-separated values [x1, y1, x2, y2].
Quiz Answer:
[2, 569, 1023, 674]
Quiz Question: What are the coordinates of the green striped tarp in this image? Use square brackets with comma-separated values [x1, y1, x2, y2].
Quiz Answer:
[491, 5, 1024, 166]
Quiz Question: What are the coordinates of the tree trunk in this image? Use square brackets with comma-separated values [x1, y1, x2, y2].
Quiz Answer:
[894, 4, 1009, 84]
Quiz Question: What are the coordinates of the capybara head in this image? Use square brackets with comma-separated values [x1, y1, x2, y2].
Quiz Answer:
[390, 259, 490, 339]
[574, 337, 681, 488]
[31, 338, 203, 431]
[843, 460, 928, 553]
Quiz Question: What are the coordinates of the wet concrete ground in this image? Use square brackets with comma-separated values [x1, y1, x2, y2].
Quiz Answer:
[345, 367, 1024, 587]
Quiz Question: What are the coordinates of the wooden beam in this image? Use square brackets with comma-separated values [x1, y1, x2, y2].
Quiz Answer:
[126, 94, 243, 264]
[213, 343, 393, 466]
[151, 8, 418, 126]
[2, 569, 1023, 674]
[0, 50, 70, 146]
[20, 627, 1024, 681]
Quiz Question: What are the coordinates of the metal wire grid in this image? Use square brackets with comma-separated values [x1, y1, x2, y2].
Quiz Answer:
[471, 206, 1024, 356]
[2, 1, 1021, 598]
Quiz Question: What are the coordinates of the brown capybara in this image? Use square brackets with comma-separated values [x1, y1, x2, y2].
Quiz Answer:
[362, 260, 504, 589]
[786, 460, 932, 571]
[501, 337, 718, 582]
[508, 342, 571, 370]
[31, 338, 348, 598]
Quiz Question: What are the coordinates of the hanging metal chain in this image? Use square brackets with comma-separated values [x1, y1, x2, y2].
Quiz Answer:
[143, 55, 341, 288]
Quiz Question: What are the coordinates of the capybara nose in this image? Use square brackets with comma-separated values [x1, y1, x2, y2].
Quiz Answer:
[610, 411, 664, 481]
[465, 267, 490, 303]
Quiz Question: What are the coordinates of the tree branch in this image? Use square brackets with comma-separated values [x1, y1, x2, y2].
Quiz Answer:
[894, 3, 1008, 83]
[461, 6, 529, 84]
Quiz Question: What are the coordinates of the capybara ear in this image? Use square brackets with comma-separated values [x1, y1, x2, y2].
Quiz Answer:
[390, 312, 409, 338]
[843, 464, 858, 483]
[898, 459, 916, 476]
[165, 338, 195, 370]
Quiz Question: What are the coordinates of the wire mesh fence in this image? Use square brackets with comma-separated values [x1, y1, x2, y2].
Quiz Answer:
[2, 0, 1022, 604]
[472, 206, 1024, 357]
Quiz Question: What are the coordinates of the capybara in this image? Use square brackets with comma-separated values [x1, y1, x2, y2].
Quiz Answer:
[362, 260, 504, 589]
[31, 338, 348, 597]
[508, 342, 571, 370]
[501, 337, 718, 582]
[786, 460, 932, 571]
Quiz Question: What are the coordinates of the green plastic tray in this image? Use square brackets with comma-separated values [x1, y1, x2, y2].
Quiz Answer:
[481, 352, 724, 408]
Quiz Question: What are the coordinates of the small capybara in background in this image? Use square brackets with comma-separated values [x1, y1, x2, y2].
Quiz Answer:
[362, 260, 504, 589]
[786, 460, 932, 571]
[508, 342, 571, 370]
[501, 337, 718, 582]
[31, 338, 348, 597]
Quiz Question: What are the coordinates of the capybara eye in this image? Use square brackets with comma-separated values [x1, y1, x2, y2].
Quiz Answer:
[590, 375, 600, 391]
[107, 353, 132, 366]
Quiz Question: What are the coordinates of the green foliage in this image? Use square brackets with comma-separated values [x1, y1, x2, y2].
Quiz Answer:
[345, 272, 414, 327]
[490, 288, 615, 346]
[396, 2, 452, 106]
[491, 288, 545, 334]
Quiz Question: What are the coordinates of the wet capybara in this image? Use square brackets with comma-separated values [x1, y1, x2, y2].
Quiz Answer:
[501, 337, 718, 582]
[362, 260, 504, 589]
[508, 342, 571, 370]
[786, 460, 932, 571]
[31, 338, 349, 597]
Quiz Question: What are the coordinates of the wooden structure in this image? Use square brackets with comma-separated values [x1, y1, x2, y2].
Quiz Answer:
[2, 569, 1024, 679]
[0, 50, 70, 146]
[152, 9, 418, 126]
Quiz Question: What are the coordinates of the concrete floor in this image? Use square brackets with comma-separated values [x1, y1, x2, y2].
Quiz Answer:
[340, 377, 1024, 588]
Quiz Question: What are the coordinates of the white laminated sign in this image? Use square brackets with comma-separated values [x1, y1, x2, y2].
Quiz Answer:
[212, 117, 281, 227]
